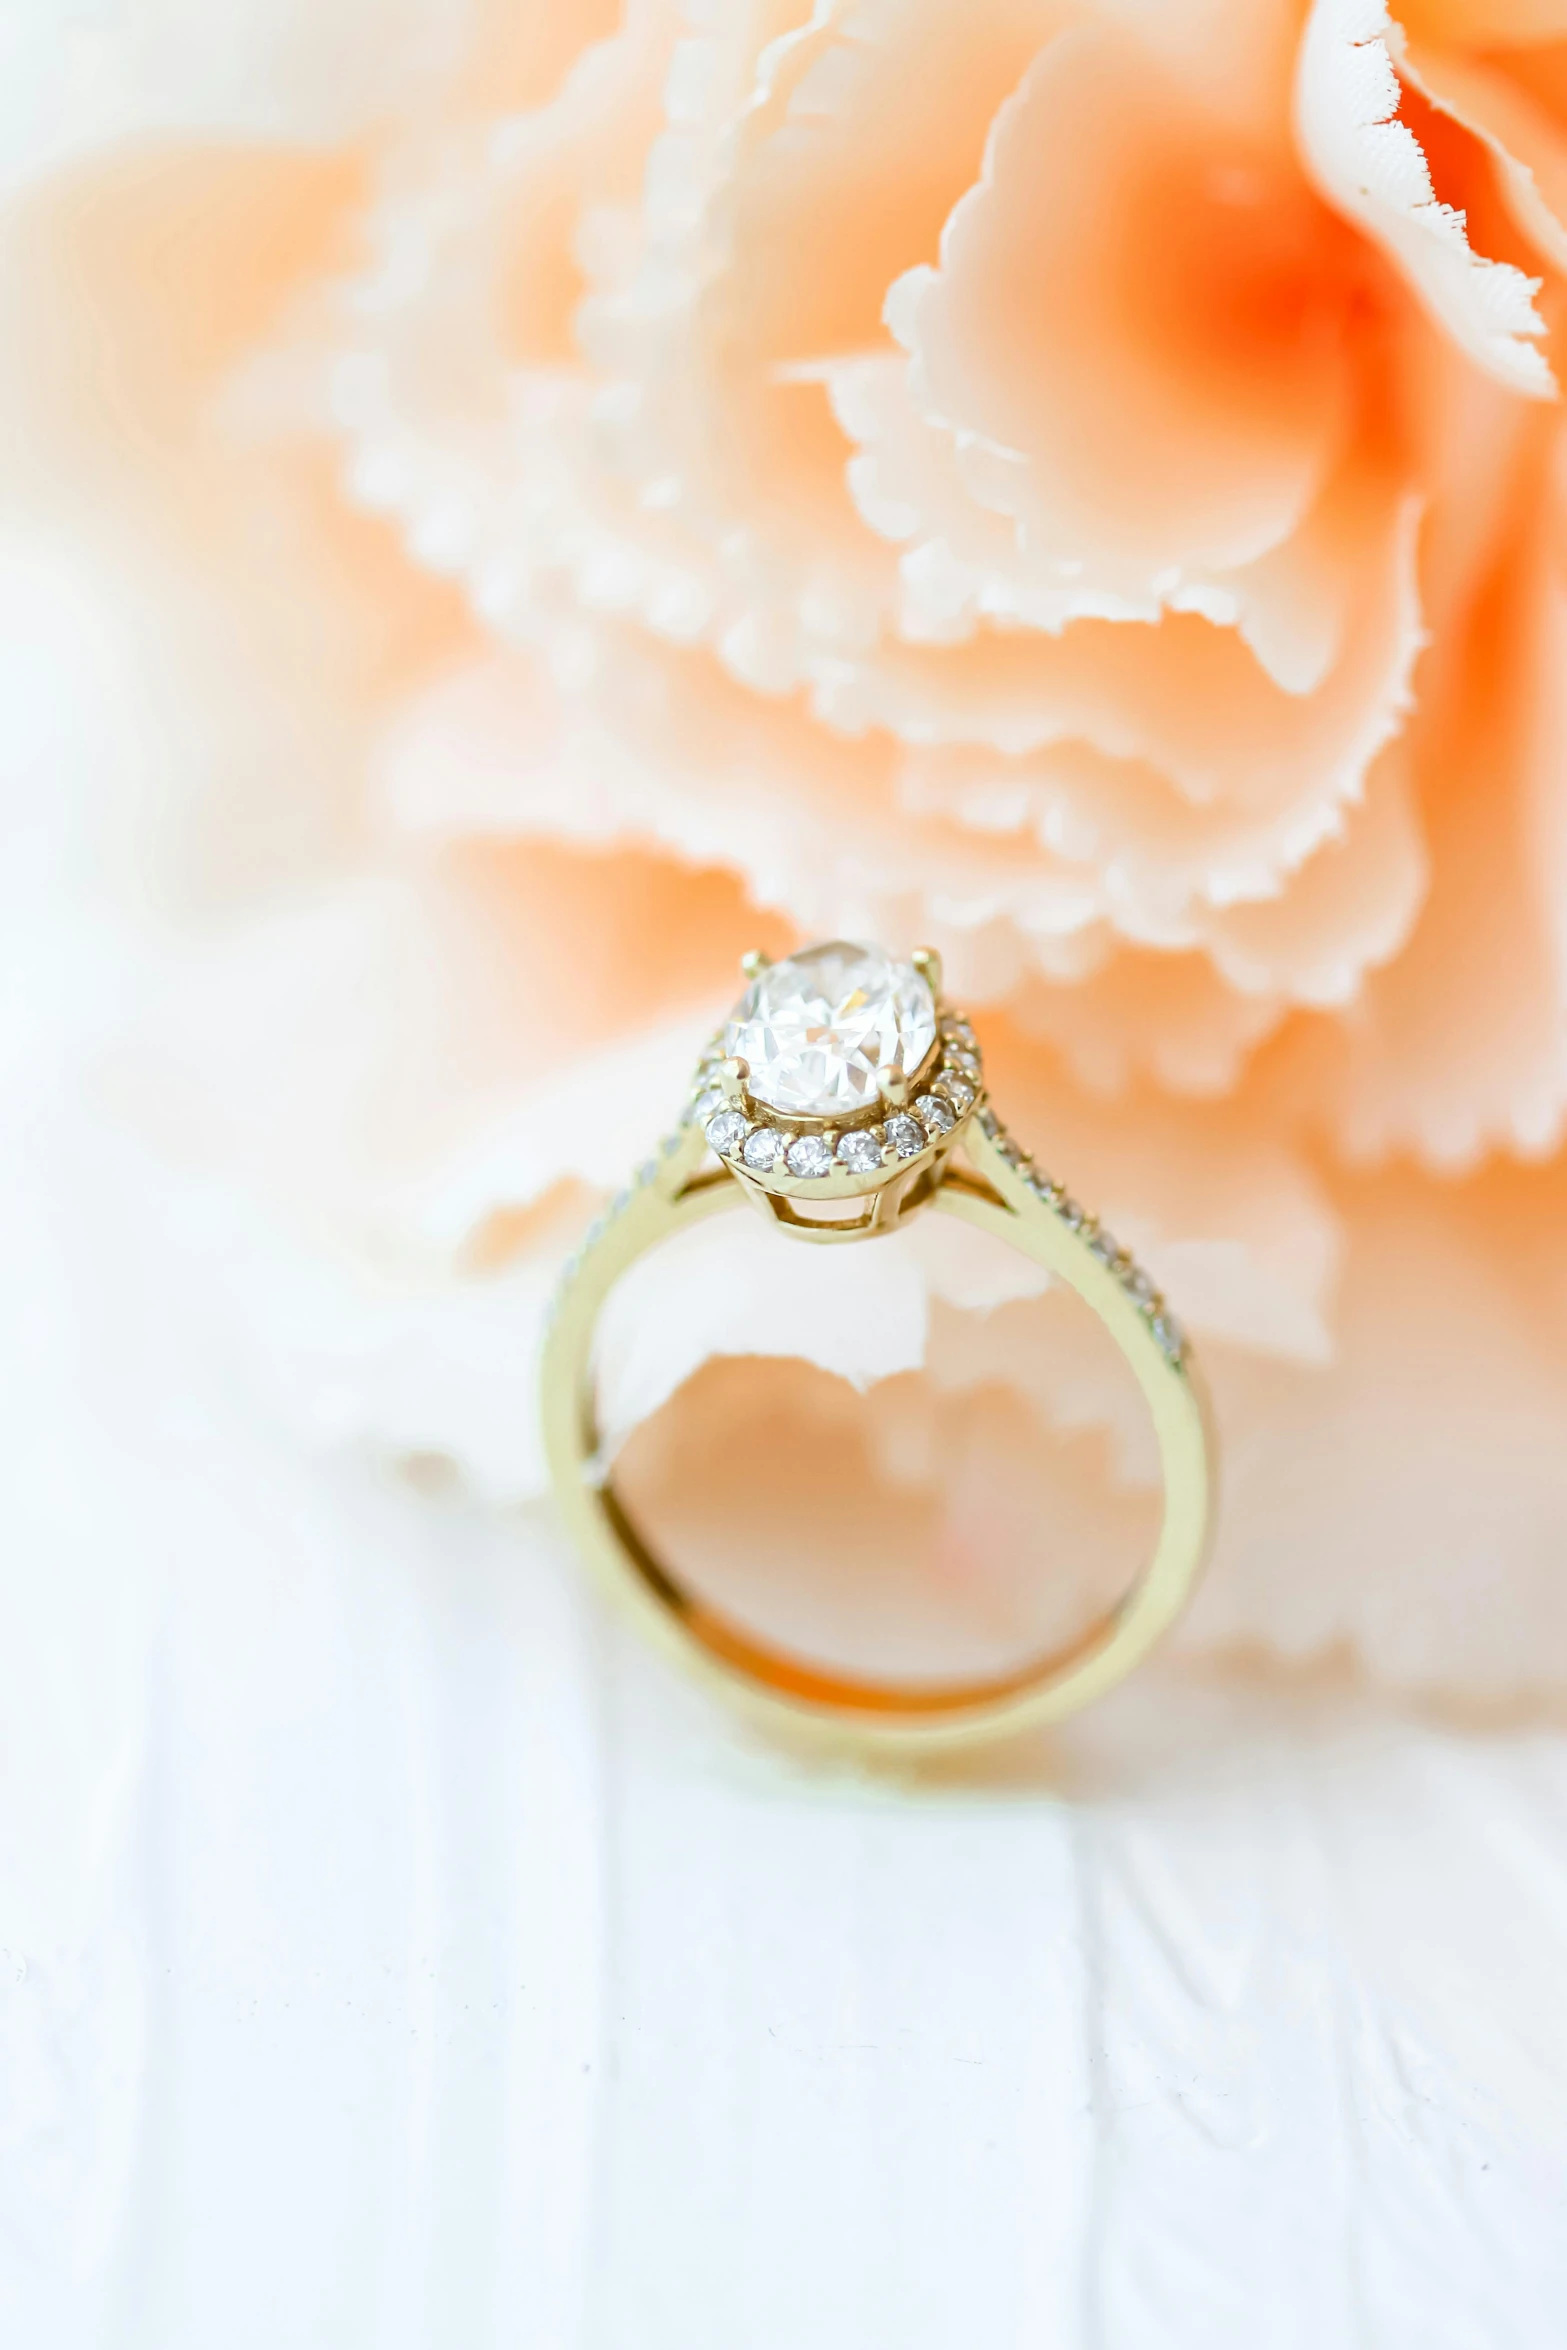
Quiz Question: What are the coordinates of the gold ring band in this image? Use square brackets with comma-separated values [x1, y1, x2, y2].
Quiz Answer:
[540, 944, 1216, 1752]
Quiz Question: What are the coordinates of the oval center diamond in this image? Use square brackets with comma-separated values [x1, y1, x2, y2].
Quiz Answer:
[724, 940, 937, 1117]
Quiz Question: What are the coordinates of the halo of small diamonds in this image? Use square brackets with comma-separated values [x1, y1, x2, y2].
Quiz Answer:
[704, 1108, 748, 1156]
[786, 1134, 834, 1178]
[742, 1127, 786, 1172]
[837, 1131, 882, 1173]
[564, 950, 1191, 1376]
[685, 965, 989, 1197]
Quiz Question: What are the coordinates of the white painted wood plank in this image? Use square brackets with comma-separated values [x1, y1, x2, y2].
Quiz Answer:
[1071, 1689, 1567, 2347]
[585, 1662, 1095, 2350]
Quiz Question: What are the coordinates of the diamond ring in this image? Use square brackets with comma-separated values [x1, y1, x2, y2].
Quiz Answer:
[541, 939, 1215, 1749]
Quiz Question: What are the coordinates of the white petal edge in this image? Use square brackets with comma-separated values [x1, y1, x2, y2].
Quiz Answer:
[1294, 0, 1556, 399]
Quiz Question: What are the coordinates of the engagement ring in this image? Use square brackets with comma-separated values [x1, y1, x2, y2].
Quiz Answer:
[542, 939, 1215, 1749]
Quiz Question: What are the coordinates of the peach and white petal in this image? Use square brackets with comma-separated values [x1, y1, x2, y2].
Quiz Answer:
[893, 22, 1359, 593]
[916, 1287, 1165, 1499]
[1300, 529, 1567, 1165]
[1009, 950, 1291, 1098]
[1203, 740, 1427, 1005]
[1404, 321, 1547, 637]
[1000, 740, 1426, 1093]
[835, 362, 1402, 696]
[378, 640, 1112, 1001]
[606, 1345, 1155, 1682]
[382, 465, 1422, 999]
[972, 1033, 1345, 1361]
[1189, 1158, 1567, 1693]
[404, 1008, 729, 1257]
[701, 0, 1069, 374]
[1397, 0, 1567, 43]
[0, 142, 484, 938]
[594, 1215, 937, 1471]
[1295, 0, 1556, 395]
[829, 350, 1162, 645]
[1211, 455, 1420, 696]
[1398, 34, 1567, 273]
[333, 0, 1065, 704]
[826, 492, 1420, 783]
[569, 0, 1074, 669]
[845, 493, 1425, 920]
[0, 0, 625, 190]
[320, 0, 690, 646]
[1089, 0, 1307, 124]
[107, 843, 773, 1257]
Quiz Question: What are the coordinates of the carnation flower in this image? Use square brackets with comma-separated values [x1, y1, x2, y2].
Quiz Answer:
[8, 0, 1567, 1693]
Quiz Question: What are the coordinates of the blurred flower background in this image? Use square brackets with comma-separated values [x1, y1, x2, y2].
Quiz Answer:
[6, 0, 1567, 1691]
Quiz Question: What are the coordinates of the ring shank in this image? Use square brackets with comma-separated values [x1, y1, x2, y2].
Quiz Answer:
[541, 1124, 1215, 1750]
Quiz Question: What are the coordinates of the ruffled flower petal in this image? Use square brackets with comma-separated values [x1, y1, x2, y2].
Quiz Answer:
[1187, 1156, 1567, 1694]
[1296, 0, 1557, 395]
[886, 487, 1425, 932]
[1399, 33, 1567, 274]
[1298, 500, 1567, 1164]
[890, 21, 1360, 591]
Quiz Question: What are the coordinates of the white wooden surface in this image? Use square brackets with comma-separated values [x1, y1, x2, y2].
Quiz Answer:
[4, 1066, 1567, 2349]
